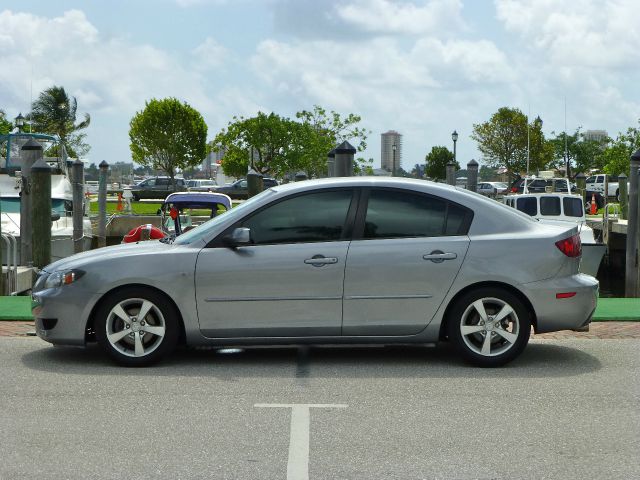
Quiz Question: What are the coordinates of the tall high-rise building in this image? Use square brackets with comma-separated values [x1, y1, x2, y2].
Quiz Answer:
[583, 130, 608, 142]
[381, 130, 402, 173]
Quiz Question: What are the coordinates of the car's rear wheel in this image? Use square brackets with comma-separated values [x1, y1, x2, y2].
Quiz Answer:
[132, 193, 140, 202]
[95, 287, 179, 367]
[447, 288, 531, 367]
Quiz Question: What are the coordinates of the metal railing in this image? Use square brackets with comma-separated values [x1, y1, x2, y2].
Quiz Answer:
[1, 233, 18, 295]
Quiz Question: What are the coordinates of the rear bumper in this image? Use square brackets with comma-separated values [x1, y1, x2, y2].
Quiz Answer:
[521, 274, 599, 334]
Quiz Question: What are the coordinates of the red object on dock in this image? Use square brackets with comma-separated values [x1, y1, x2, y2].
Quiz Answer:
[122, 224, 165, 243]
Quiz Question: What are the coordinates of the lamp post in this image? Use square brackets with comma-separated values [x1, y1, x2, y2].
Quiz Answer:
[392, 143, 397, 177]
[15, 113, 25, 133]
[451, 130, 458, 163]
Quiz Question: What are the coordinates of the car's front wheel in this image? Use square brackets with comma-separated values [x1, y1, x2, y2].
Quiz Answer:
[95, 287, 179, 367]
[447, 288, 531, 367]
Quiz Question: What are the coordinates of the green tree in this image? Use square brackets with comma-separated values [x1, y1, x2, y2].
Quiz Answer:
[479, 164, 497, 181]
[602, 120, 640, 176]
[29, 86, 91, 157]
[0, 109, 13, 135]
[295, 105, 369, 177]
[212, 112, 303, 178]
[424, 146, 457, 180]
[129, 98, 207, 185]
[472, 107, 552, 177]
[213, 107, 370, 178]
[528, 116, 555, 173]
[549, 128, 607, 175]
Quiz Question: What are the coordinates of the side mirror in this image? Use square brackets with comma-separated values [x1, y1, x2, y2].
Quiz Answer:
[51, 211, 61, 222]
[224, 227, 251, 248]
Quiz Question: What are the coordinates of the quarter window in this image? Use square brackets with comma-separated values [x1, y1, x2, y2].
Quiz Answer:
[242, 190, 353, 244]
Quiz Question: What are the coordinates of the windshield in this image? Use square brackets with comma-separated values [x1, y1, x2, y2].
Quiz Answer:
[173, 188, 275, 245]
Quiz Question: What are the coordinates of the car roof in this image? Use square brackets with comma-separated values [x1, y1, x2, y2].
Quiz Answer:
[164, 192, 232, 209]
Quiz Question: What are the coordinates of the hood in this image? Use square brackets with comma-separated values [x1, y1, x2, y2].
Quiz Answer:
[43, 240, 174, 273]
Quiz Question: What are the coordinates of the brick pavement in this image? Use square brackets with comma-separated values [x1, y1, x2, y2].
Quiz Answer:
[1, 321, 639, 339]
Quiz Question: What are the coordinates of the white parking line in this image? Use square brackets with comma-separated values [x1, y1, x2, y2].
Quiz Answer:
[255, 403, 348, 480]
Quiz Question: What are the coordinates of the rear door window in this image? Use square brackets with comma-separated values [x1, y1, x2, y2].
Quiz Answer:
[362, 189, 471, 239]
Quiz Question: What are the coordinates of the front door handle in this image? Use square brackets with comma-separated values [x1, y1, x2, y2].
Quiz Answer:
[304, 255, 338, 267]
[423, 250, 457, 263]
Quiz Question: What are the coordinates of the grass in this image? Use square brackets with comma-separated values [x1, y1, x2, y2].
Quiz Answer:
[89, 201, 162, 215]
[88, 200, 236, 216]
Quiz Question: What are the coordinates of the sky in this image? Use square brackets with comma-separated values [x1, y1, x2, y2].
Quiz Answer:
[1, 0, 639, 171]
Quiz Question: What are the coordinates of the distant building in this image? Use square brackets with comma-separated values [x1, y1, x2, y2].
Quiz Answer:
[583, 130, 608, 142]
[381, 130, 402, 173]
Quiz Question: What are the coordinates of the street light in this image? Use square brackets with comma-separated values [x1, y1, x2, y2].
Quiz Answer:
[15, 113, 25, 132]
[392, 143, 397, 177]
[451, 130, 458, 163]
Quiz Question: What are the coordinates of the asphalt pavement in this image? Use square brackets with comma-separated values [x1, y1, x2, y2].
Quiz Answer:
[1, 337, 639, 479]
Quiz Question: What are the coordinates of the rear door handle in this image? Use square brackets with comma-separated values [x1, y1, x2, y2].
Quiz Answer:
[423, 250, 457, 263]
[304, 255, 338, 267]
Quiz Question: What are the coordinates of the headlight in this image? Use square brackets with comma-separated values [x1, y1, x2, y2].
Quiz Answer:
[44, 269, 85, 289]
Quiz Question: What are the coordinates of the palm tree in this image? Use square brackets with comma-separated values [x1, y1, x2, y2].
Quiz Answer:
[30, 86, 90, 157]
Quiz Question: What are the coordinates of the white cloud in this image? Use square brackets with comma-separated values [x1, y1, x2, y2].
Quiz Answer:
[337, 0, 465, 36]
[175, 0, 229, 7]
[192, 37, 228, 71]
[0, 10, 223, 114]
[494, 0, 640, 68]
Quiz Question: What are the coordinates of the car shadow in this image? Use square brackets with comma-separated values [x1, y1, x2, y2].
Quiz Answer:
[21, 340, 601, 379]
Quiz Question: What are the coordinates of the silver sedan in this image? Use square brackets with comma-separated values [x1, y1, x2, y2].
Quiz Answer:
[32, 177, 598, 367]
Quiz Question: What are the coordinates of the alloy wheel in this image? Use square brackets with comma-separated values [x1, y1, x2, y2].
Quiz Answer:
[105, 298, 166, 358]
[459, 297, 520, 357]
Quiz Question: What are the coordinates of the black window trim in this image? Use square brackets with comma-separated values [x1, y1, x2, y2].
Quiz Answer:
[351, 187, 474, 241]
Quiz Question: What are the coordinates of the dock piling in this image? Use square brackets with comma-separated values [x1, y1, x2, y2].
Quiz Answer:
[97, 161, 109, 248]
[72, 159, 85, 253]
[625, 149, 640, 297]
[31, 157, 52, 269]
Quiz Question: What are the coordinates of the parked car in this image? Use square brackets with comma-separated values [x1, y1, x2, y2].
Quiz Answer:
[214, 177, 279, 199]
[186, 179, 217, 192]
[509, 177, 576, 194]
[32, 178, 597, 368]
[585, 173, 628, 200]
[477, 182, 508, 195]
[130, 176, 186, 200]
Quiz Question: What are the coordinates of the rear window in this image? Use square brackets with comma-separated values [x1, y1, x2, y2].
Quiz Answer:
[563, 197, 583, 217]
[540, 196, 561, 215]
[516, 197, 537, 216]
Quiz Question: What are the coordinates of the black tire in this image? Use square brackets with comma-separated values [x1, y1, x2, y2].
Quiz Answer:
[95, 287, 179, 367]
[447, 287, 531, 367]
[132, 194, 140, 202]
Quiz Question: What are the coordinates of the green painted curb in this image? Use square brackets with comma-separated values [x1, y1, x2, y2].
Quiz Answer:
[1, 295, 639, 322]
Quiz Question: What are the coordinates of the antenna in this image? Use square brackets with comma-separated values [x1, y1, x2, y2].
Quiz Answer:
[564, 97, 569, 178]
[526, 102, 530, 176]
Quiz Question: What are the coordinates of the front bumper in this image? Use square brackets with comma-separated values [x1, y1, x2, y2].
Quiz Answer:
[521, 273, 599, 334]
[32, 284, 99, 346]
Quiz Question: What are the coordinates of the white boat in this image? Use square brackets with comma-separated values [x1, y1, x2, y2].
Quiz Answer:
[504, 177, 606, 277]
[1, 133, 93, 264]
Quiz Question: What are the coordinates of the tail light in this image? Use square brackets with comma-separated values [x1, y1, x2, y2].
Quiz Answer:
[511, 186, 518, 193]
[555, 234, 582, 257]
